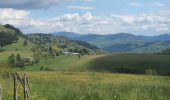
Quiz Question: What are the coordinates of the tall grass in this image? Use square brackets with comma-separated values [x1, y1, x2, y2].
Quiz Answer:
[2, 72, 170, 100]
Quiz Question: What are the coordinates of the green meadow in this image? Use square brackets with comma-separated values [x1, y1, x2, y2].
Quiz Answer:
[1, 72, 170, 100]
[23, 53, 170, 75]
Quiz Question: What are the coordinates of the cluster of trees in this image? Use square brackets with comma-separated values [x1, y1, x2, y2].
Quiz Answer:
[48, 46, 62, 57]
[161, 49, 170, 55]
[4, 24, 25, 37]
[31, 45, 62, 63]
[8, 54, 24, 68]
[0, 30, 18, 47]
[23, 40, 28, 46]
[68, 48, 89, 55]
[0, 24, 27, 47]
[27, 34, 97, 55]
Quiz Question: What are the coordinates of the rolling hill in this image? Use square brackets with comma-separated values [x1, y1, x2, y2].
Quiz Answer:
[26, 33, 99, 52]
[0, 25, 100, 63]
[53, 32, 170, 53]
[24, 53, 170, 75]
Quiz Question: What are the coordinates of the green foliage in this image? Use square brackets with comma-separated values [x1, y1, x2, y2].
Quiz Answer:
[4, 24, 24, 37]
[8, 53, 24, 68]
[23, 40, 28, 46]
[0, 29, 18, 47]
[8, 54, 15, 67]
[33, 50, 41, 63]
[68, 48, 89, 55]
[161, 49, 170, 55]
[27, 33, 99, 54]
[52, 46, 62, 56]
[16, 54, 24, 67]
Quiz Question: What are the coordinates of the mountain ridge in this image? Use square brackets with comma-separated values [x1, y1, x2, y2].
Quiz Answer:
[52, 32, 170, 53]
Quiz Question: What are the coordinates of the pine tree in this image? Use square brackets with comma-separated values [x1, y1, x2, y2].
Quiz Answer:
[23, 40, 28, 46]
[16, 54, 24, 67]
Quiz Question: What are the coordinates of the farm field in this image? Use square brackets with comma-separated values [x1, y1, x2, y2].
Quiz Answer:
[1, 71, 170, 100]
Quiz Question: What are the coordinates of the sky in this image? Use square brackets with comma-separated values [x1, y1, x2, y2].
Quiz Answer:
[0, 0, 170, 35]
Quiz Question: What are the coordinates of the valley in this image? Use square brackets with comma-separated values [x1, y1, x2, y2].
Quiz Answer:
[1, 24, 170, 100]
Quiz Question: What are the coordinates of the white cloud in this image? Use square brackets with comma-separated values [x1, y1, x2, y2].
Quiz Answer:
[0, 8, 29, 19]
[0, 8, 170, 35]
[128, 1, 166, 7]
[82, 0, 94, 2]
[112, 15, 135, 24]
[128, 2, 143, 7]
[111, 10, 170, 35]
[153, 2, 165, 7]
[67, 5, 95, 10]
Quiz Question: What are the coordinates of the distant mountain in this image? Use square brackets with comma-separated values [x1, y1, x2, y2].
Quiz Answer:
[53, 31, 82, 38]
[52, 32, 170, 53]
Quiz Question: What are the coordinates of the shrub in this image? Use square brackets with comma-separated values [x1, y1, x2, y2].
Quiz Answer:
[44, 67, 55, 71]
[145, 69, 157, 75]
[40, 66, 44, 71]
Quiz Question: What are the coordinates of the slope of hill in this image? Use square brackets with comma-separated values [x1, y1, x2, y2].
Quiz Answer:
[27, 33, 99, 52]
[24, 53, 170, 76]
[0, 36, 34, 62]
[53, 32, 170, 53]
[0, 25, 100, 63]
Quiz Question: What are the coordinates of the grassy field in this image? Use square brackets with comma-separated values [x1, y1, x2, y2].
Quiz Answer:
[24, 55, 102, 71]
[1, 71, 170, 100]
[88, 53, 170, 75]
[24, 53, 170, 75]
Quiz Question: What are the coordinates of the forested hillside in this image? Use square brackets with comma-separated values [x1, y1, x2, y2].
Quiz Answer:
[27, 33, 100, 55]
[0, 25, 18, 47]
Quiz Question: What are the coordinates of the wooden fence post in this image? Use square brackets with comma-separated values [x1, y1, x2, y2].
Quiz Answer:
[12, 73, 30, 100]
[24, 74, 27, 100]
[14, 73, 17, 100]
[23, 74, 29, 100]
[0, 86, 2, 100]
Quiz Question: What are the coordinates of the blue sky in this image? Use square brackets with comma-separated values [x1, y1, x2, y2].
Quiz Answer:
[0, 0, 170, 35]
[29, 0, 169, 18]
